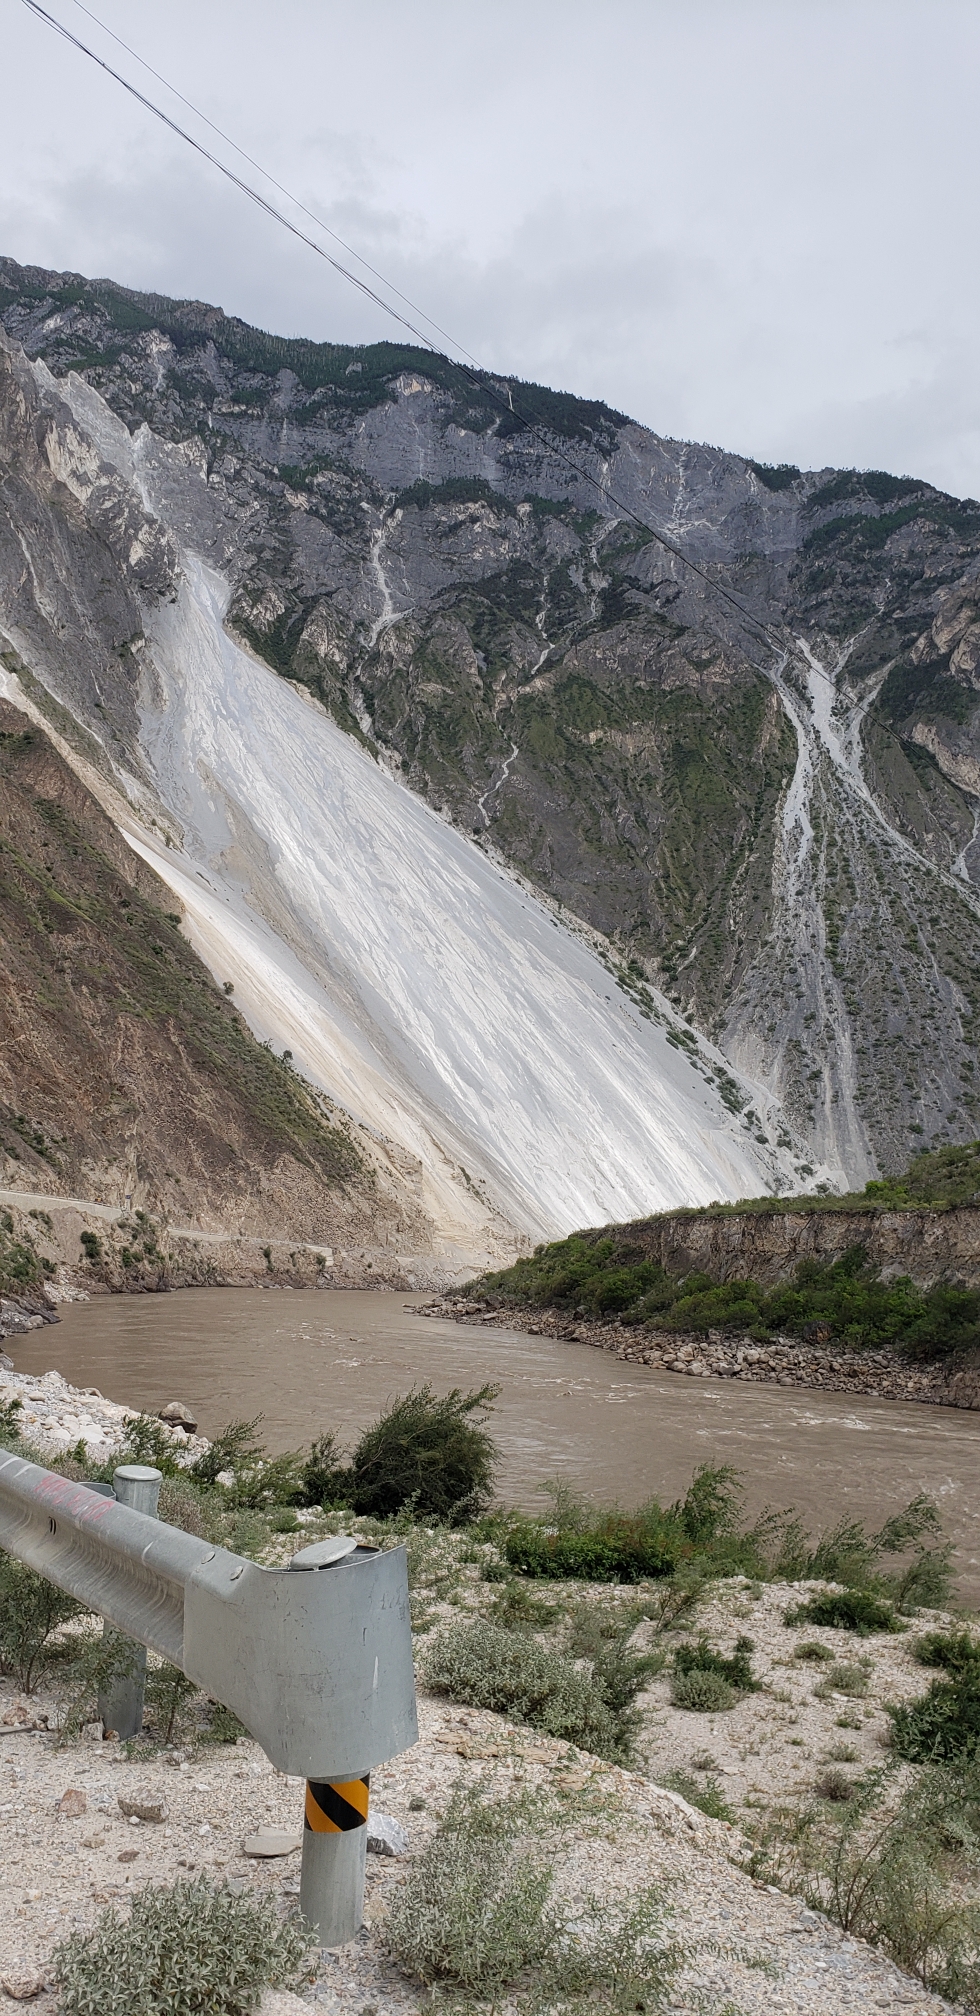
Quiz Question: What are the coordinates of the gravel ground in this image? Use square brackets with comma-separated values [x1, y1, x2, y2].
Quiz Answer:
[0, 1675, 959, 2014]
[633, 1574, 950, 1801]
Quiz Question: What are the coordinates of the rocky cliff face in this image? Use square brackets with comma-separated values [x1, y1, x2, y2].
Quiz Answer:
[610, 1202, 980, 1293]
[2, 257, 980, 1199]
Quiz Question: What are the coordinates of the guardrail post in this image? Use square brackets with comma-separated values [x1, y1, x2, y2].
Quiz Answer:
[0, 1451, 419, 1949]
[300, 1775, 370, 1946]
[97, 1464, 162, 1738]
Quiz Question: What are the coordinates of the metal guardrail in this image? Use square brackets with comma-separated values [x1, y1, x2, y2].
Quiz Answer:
[0, 1445, 418, 1944]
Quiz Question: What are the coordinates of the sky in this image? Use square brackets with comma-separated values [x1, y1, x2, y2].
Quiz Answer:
[2, 0, 979, 497]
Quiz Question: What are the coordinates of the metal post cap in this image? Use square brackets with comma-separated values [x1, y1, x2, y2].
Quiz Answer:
[113, 1465, 164, 1485]
[288, 1537, 358, 1571]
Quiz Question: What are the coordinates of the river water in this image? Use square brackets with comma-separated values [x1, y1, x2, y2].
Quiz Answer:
[14, 1288, 980, 1601]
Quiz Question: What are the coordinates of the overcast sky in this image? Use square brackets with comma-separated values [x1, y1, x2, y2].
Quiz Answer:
[2, 0, 978, 496]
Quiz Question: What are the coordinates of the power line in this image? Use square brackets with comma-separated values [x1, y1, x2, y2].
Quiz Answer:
[18, 0, 786, 662]
[67, 0, 484, 369]
[17, 0, 967, 787]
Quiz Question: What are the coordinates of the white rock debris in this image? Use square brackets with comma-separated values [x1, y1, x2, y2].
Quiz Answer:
[0, 1365, 207, 1464]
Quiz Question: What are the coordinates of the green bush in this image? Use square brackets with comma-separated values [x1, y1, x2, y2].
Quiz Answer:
[794, 1641, 834, 1662]
[53, 1877, 313, 2016]
[670, 1668, 735, 1712]
[505, 1521, 675, 1581]
[469, 1201, 980, 1364]
[422, 1619, 635, 1761]
[504, 1466, 765, 1584]
[384, 1783, 558, 1991]
[190, 1417, 265, 1489]
[347, 1383, 499, 1522]
[297, 1429, 351, 1508]
[0, 1553, 82, 1691]
[115, 1414, 185, 1477]
[786, 1590, 904, 1634]
[674, 1632, 758, 1690]
[888, 1670, 980, 1763]
[798, 1764, 980, 2004]
[0, 1395, 23, 1443]
[813, 1660, 871, 1700]
[384, 1781, 685, 2011]
[915, 1628, 980, 1675]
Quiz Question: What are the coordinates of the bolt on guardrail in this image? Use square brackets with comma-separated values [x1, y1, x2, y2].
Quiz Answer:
[0, 1446, 418, 1945]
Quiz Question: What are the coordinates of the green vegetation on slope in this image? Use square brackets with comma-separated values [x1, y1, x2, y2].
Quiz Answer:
[471, 1233, 980, 1359]
[465, 1140, 980, 1360]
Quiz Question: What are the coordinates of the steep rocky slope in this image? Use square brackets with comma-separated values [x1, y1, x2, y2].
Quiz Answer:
[0, 698, 440, 1279]
[2, 256, 980, 1197]
[0, 283, 791, 1263]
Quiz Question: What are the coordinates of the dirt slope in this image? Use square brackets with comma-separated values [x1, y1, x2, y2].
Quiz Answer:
[0, 698, 437, 1279]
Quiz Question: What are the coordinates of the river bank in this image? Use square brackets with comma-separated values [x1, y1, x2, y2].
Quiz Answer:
[419, 1296, 980, 1409]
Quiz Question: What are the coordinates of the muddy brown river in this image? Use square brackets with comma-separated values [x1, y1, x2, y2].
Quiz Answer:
[14, 1288, 980, 1601]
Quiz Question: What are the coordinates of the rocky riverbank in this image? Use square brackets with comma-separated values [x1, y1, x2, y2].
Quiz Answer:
[0, 1361, 210, 1465]
[419, 1297, 980, 1408]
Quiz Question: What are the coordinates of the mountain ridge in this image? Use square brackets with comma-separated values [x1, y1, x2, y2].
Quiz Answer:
[3, 255, 980, 1225]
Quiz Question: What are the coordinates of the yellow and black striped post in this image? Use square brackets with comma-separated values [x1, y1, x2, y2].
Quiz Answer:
[300, 1775, 371, 1945]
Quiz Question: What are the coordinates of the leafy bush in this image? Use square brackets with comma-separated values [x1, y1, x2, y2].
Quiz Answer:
[190, 1416, 265, 1489]
[915, 1628, 980, 1674]
[297, 1430, 351, 1508]
[673, 1634, 758, 1692]
[505, 1520, 675, 1582]
[813, 1660, 870, 1699]
[0, 1553, 82, 1691]
[888, 1670, 980, 1763]
[384, 1781, 685, 2012]
[786, 1590, 904, 1634]
[384, 1782, 558, 1991]
[670, 1669, 735, 1712]
[0, 1394, 23, 1443]
[504, 1466, 764, 1584]
[347, 1383, 499, 1522]
[815, 1766, 855, 1802]
[564, 1599, 666, 1712]
[422, 1619, 636, 1761]
[115, 1414, 185, 1477]
[772, 1495, 951, 1611]
[794, 1641, 834, 1662]
[53, 1876, 313, 2016]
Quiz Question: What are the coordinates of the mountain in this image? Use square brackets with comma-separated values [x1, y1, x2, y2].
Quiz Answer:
[0, 696, 433, 1278]
[1, 255, 979, 1258]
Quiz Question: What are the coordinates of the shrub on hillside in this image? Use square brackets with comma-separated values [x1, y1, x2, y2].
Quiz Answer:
[504, 1465, 765, 1584]
[888, 1670, 980, 1763]
[384, 1780, 686, 2010]
[0, 1554, 82, 1692]
[786, 1590, 904, 1635]
[347, 1383, 499, 1522]
[673, 1633, 759, 1692]
[53, 1877, 313, 2016]
[670, 1668, 736, 1713]
[422, 1619, 636, 1761]
[915, 1628, 980, 1674]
